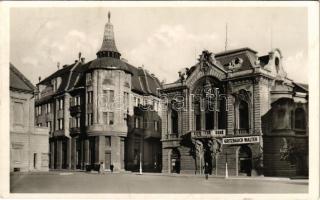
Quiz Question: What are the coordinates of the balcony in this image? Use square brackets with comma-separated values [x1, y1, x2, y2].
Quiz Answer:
[144, 129, 161, 139]
[70, 127, 81, 135]
[164, 133, 179, 140]
[234, 128, 250, 135]
[190, 129, 226, 139]
[69, 105, 82, 114]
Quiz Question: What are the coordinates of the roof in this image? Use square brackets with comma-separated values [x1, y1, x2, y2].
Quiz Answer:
[215, 48, 258, 70]
[37, 59, 161, 98]
[294, 82, 308, 92]
[39, 64, 74, 85]
[10, 63, 36, 93]
[88, 57, 132, 74]
[215, 47, 257, 57]
[126, 63, 162, 96]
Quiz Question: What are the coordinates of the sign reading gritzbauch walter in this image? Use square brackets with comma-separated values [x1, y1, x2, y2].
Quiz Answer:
[222, 136, 260, 145]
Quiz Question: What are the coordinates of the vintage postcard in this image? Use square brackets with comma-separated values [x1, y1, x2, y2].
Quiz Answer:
[0, 1, 318, 200]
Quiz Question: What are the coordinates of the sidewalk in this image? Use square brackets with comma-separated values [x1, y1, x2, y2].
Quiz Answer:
[133, 172, 309, 183]
[10, 170, 309, 183]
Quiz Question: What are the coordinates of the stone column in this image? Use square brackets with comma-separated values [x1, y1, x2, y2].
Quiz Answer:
[111, 136, 121, 171]
[84, 139, 90, 166]
[98, 135, 105, 164]
[50, 141, 55, 169]
[71, 138, 77, 169]
[120, 137, 125, 170]
[92, 70, 98, 124]
[56, 140, 62, 169]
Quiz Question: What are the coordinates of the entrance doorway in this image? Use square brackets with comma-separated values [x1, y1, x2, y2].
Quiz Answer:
[170, 148, 180, 173]
[238, 145, 252, 176]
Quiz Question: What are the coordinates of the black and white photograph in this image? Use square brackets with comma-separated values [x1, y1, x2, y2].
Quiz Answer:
[0, 1, 319, 199]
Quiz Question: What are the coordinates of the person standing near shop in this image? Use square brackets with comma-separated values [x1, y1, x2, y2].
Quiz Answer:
[204, 162, 209, 180]
[99, 162, 105, 175]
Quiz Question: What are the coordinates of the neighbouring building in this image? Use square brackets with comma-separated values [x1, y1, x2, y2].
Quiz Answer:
[160, 48, 308, 177]
[10, 63, 49, 172]
[35, 12, 162, 172]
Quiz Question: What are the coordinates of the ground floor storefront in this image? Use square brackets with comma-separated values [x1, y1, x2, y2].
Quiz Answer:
[162, 136, 263, 176]
[49, 134, 162, 173]
[49, 135, 125, 171]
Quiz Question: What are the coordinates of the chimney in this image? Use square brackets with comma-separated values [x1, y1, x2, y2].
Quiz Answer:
[38, 76, 41, 83]
[78, 52, 82, 61]
[57, 62, 60, 70]
[81, 57, 85, 63]
[121, 58, 128, 63]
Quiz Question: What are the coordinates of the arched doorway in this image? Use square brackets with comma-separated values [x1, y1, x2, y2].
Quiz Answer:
[238, 145, 252, 176]
[170, 148, 180, 173]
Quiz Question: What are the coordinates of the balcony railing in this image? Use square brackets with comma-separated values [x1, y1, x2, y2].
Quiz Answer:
[234, 128, 250, 135]
[190, 129, 226, 139]
[165, 133, 179, 140]
[69, 105, 82, 114]
[162, 82, 185, 90]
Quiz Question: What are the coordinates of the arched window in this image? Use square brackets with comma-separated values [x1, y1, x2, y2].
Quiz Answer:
[239, 100, 249, 129]
[295, 108, 306, 130]
[171, 109, 178, 134]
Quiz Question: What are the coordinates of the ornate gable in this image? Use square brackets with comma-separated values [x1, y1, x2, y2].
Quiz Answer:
[186, 50, 227, 87]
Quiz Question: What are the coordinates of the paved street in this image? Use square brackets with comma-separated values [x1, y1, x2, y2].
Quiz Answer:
[10, 172, 308, 193]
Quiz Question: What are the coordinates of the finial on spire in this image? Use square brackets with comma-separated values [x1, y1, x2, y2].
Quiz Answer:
[108, 11, 111, 23]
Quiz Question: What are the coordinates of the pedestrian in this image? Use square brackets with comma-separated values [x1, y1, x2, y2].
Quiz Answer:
[204, 162, 209, 180]
[99, 162, 105, 174]
[110, 164, 114, 172]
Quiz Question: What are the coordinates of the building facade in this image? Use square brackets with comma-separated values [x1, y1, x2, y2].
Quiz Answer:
[35, 13, 162, 172]
[160, 48, 308, 177]
[10, 63, 49, 172]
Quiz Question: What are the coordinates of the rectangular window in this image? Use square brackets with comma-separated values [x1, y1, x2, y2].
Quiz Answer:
[76, 117, 80, 128]
[36, 106, 42, 116]
[135, 117, 141, 128]
[46, 121, 52, 132]
[109, 90, 114, 103]
[14, 102, 24, 124]
[58, 118, 64, 130]
[137, 98, 141, 106]
[123, 92, 129, 106]
[108, 112, 114, 125]
[105, 136, 111, 147]
[58, 99, 64, 110]
[133, 97, 136, 106]
[103, 112, 108, 124]
[48, 103, 51, 113]
[87, 113, 93, 126]
[75, 96, 81, 106]
[154, 121, 158, 131]
[87, 91, 93, 104]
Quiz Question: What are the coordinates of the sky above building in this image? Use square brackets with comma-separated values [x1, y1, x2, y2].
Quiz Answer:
[10, 7, 308, 85]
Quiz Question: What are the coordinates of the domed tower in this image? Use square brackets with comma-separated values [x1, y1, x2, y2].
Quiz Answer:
[84, 12, 132, 171]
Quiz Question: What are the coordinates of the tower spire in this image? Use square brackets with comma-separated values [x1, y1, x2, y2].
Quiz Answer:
[96, 11, 121, 58]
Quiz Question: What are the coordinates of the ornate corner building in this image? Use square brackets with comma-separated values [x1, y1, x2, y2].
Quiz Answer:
[33, 13, 308, 177]
[160, 48, 308, 177]
[35, 13, 162, 172]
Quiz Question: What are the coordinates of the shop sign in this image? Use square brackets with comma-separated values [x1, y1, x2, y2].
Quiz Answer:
[222, 136, 259, 145]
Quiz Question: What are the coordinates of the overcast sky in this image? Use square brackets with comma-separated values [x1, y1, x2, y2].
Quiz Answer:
[10, 7, 308, 85]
